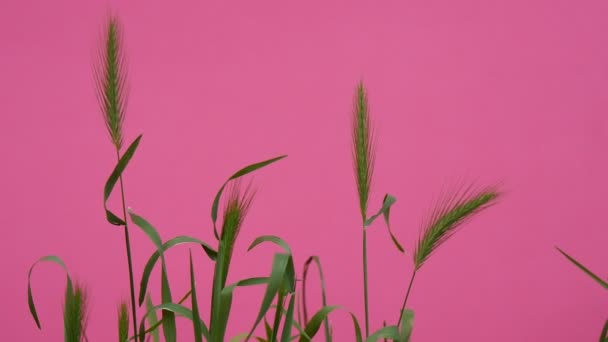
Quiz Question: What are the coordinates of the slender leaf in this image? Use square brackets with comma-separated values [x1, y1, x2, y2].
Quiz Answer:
[600, 319, 608, 342]
[144, 296, 160, 342]
[27, 255, 73, 329]
[104, 135, 142, 226]
[298, 306, 339, 342]
[189, 251, 203, 342]
[301, 256, 331, 341]
[556, 247, 608, 290]
[280, 295, 296, 342]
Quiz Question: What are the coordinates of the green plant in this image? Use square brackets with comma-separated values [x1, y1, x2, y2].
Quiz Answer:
[26, 14, 503, 342]
[556, 247, 608, 341]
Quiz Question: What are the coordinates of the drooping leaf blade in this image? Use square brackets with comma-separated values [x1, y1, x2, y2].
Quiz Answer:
[189, 251, 203, 342]
[211, 156, 287, 239]
[27, 255, 73, 329]
[364, 194, 404, 253]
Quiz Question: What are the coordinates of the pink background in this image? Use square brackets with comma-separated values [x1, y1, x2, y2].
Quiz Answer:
[2, 0, 608, 341]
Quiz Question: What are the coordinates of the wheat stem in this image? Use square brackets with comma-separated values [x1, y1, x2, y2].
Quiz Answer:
[397, 270, 417, 326]
[363, 227, 370, 337]
[116, 149, 138, 339]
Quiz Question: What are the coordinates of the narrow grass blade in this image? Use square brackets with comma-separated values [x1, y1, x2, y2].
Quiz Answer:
[64, 282, 88, 342]
[119, 302, 129, 342]
[270, 291, 286, 342]
[600, 319, 608, 342]
[556, 247, 608, 290]
[139, 236, 217, 306]
[414, 185, 500, 270]
[144, 296, 159, 342]
[189, 251, 203, 342]
[280, 295, 296, 342]
[298, 306, 339, 342]
[160, 264, 176, 342]
[248, 235, 292, 254]
[27, 255, 73, 329]
[264, 317, 273, 340]
[364, 194, 404, 253]
[136, 303, 210, 342]
[247, 253, 292, 339]
[301, 256, 331, 341]
[364, 326, 400, 342]
[398, 309, 414, 342]
[211, 155, 286, 239]
[104, 135, 142, 226]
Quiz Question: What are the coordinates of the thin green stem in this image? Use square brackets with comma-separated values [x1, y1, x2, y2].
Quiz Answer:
[397, 270, 417, 326]
[116, 150, 138, 339]
[363, 227, 370, 337]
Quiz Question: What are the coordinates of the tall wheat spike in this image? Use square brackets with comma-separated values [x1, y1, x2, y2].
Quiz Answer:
[352, 81, 376, 336]
[397, 183, 500, 324]
[94, 15, 127, 150]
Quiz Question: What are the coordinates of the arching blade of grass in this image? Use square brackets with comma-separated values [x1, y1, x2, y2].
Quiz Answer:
[210, 156, 286, 239]
[27, 255, 73, 329]
[556, 247, 608, 289]
[301, 256, 331, 341]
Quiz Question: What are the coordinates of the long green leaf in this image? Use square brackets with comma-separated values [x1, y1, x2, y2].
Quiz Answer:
[139, 236, 217, 306]
[248, 253, 291, 339]
[144, 296, 160, 342]
[280, 295, 296, 342]
[104, 135, 142, 226]
[211, 156, 287, 239]
[189, 251, 203, 342]
[27, 255, 73, 329]
[364, 194, 404, 253]
[556, 247, 608, 290]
